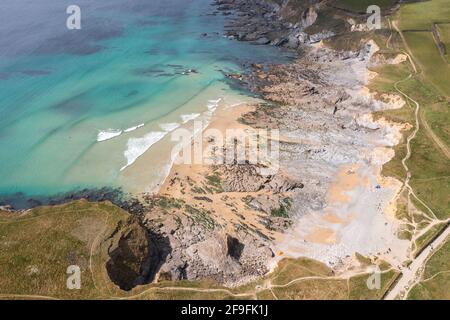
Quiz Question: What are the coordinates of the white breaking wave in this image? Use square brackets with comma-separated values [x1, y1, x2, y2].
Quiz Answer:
[159, 122, 180, 132]
[124, 123, 144, 133]
[180, 113, 201, 124]
[120, 131, 168, 171]
[98, 124, 144, 142]
[97, 129, 123, 142]
[207, 98, 222, 111]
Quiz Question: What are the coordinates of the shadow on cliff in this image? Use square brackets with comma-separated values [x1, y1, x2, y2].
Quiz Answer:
[105, 215, 171, 291]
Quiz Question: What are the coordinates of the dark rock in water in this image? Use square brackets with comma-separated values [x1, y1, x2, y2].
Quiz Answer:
[0, 187, 146, 215]
[273, 38, 289, 47]
[179, 69, 198, 75]
[126, 90, 139, 97]
[26, 198, 42, 207]
[253, 37, 270, 45]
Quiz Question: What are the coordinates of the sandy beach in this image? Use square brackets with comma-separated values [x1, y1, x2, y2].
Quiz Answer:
[140, 37, 415, 282]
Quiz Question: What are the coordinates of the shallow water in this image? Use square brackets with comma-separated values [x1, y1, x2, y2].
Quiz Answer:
[0, 0, 289, 201]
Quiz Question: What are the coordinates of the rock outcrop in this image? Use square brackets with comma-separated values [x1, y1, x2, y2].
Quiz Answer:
[218, 164, 304, 193]
[215, 0, 342, 49]
[143, 212, 274, 286]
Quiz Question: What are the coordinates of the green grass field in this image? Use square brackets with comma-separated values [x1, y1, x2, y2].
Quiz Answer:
[370, 59, 450, 223]
[334, 0, 397, 13]
[0, 200, 129, 299]
[367, 0, 450, 226]
[403, 31, 450, 96]
[408, 236, 450, 299]
[253, 258, 398, 300]
[437, 23, 450, 44]
[423, 102, 450, 148]
[399, 0, 450, 30]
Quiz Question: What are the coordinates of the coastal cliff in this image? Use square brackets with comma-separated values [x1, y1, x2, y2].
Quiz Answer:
[0, 0, 447, 300]
[120, 0, 411, 288]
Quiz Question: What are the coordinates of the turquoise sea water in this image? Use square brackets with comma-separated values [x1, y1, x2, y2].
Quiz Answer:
[0, 0, 288, 203]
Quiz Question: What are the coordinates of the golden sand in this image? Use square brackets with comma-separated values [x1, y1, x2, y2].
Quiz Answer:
[305, 227, 337, 244]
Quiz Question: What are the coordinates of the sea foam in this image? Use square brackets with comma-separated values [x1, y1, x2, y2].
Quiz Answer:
[97, 129, 123, 142]
[207, 98, 222, 111]
[120, 131, 168, 171]
[124, 123, 145, 133]
[98, 123, 144, 142]
[180, 113, 201, 124]
[159, 122, 180, 132]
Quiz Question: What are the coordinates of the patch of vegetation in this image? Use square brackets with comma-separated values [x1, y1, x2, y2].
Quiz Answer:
[408, 237, 450, 299]
[408, 128, 450, 220]
[393, 190, 412, 222]
[398, 228, 413, 241]
[355, 253, 372, 267]
[191, 186, 206, 194]
[205, 172, 223, 193]
[0, 200, 130, 299]
[270, 197, 292, 218]
[324, 31, 367, 52]
[304, 7, 348, 36]
[421, 236, 450, 279]
[348, 270, 400, 300]
[423, 102, 450, 148]
[272, 278, 349, 300]
[334, 0, 397, 13]
[403, 31, 449, 96]
[270, 258, 333, 286]
[244, 257, 397, 300]
[436, 23, 450, 63]
[398, 0, 450, 30]
[414, 222, 449, 258]
[154, 196, 184, 210]
[185, 205, 216, 230]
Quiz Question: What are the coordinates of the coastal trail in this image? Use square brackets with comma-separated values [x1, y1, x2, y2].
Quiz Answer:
[383, 20, 450, 300]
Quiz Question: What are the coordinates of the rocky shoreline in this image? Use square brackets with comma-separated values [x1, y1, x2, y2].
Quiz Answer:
[120, 0, 411, 289]
[0, 187, 145, 214]
[216, 0, 329, 48]
[1, 1, 411, 291]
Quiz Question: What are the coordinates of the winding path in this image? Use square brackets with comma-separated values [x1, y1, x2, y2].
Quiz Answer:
[383, 20, 450, 300]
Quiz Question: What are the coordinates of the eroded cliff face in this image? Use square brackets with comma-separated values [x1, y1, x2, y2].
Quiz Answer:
[105, 216, 159, 291]
[276, 0, 321, 26]
[216, 0, 354, 48]
[216, 0, 328, 49]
